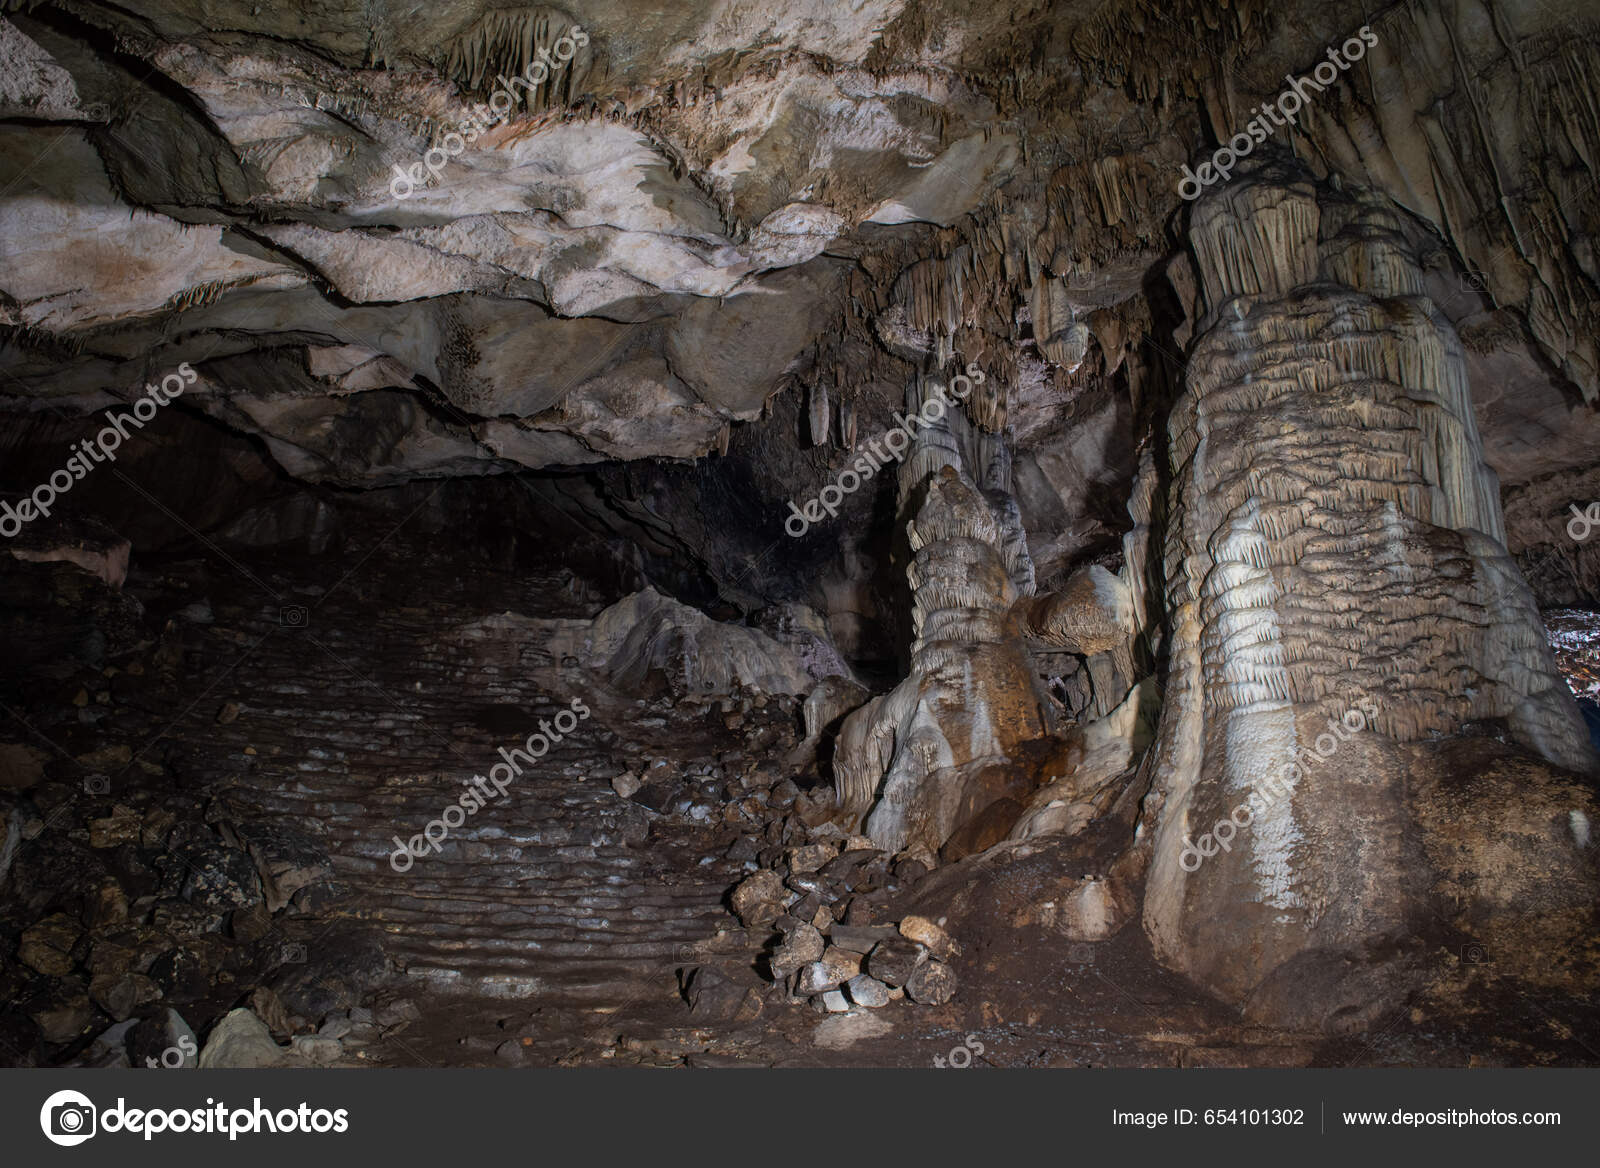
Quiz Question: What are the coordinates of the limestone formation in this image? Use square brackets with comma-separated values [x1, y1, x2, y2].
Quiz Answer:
[1141, 158, 1600, 1029]
[831, 374, 1057, 860]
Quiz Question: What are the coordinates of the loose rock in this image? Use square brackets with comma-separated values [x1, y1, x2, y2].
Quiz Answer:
[730, 869, 786, 928]
[20, 912, 81, 976]
[769, 923, 825, 980]
[845, 973, 892, 1008]
[866, 938, 926, 988]
[899, 915, 960, 960]
[906, 958, 958, 1005]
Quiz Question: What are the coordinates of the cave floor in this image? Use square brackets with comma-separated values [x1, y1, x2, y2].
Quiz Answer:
[7, 531, 1597, 1069]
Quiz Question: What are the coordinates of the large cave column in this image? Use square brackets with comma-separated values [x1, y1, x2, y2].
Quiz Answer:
[1143, 160, 1599, 1027]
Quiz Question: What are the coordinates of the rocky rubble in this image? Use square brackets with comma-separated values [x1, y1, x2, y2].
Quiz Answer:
[723, 831, 962, 1015]
[0, 557, 400, 1067]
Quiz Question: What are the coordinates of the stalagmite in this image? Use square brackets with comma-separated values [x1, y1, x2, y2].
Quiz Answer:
[1142, 155, 1600, 1031]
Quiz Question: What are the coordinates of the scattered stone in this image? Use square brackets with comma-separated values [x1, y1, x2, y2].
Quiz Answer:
[866, 938, 926, 988]
[820, 989, 850, 1012]
[147, 946, 211, 1005]
[88, 935, 149, 978]
[32, 988, 94, 1044]
[89, 807, 142, 848]
[150, 899, 218, 939]
[792, 790, 836, 828]
[769, 923, 825, 980]
[76, 744, 132, 771]
[827, 924, 898, 954]
[177, 841, 263, 910]
[730, 869, 786, 928]
[906, 958, 958, 1005]
[795, 948, 861, 995]
[251, 986, 296, 1038]
[894, 856, 931, 884]
[845, 973, 892, 1008]
[235, 823, 333, 913]
[789, 892, 822, 921]
[786, 842, 837, 874]
[686, 966, 764, 1023]
[742, 760, 783, 790]
[821, 848, 882, 883]
[20, 912, 81, 976]
[0, 801, 21, 888]
[199, 1008, 302, 1068]
[84, 879, 130, 932]
[611, 772, 642, 799]
[291, 1035, 344, 1064]
[216, 701, 241, 724]
[89, 972, 160, 1021]
[899, 915, 960, 960]
[267, 927, 390, 1021]
[785, 872, 828, 899]
[374, 995, 421, 1031]
[843, 898, 874, 925]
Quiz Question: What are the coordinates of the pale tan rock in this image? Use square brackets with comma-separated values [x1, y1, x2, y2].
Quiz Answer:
[897, 915, 959, 961]
[730, 869, 785, 929]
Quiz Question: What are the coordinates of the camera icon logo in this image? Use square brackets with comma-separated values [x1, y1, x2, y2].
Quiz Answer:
[280, 942, 308, 964]
[1461, 942, 1491, 965]
[279, 605, 309, 627]
[40, 1089, 97, 1146]
[1458, 271, 1490, 293]
[83, 775, 110, 795]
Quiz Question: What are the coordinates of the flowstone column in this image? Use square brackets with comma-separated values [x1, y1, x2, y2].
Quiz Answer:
[1142, 159, 1599, 1030]
[832, 371, 1057, 863]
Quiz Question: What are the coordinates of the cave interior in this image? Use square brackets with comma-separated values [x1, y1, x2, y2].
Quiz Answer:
[2, 0, 1599, 1069]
